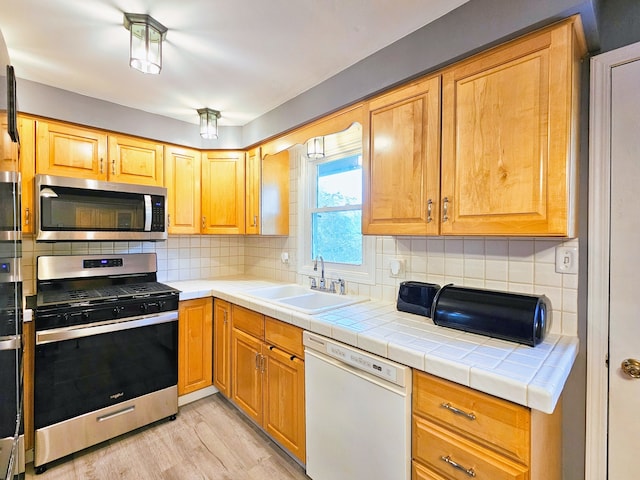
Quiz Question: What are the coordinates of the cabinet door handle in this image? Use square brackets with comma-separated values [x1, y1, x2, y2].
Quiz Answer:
[255, 352, 261, 370]
[167, 214, 170, 227]
[427, 199, 433, 223]
[202, 216, 206, 230]
[100, 157, 104, 174]
[443, 197, 450, 222]
[440, 402, 476, 420]
[25, 207, 30, 226]
[112, 159, 116, 175]
[253, 215, 258, 227]
[223, 311, 227, 324]
[440, 455, 476, 477]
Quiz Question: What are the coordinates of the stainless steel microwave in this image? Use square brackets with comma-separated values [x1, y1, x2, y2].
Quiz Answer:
[35, 174, 167, 242]
[0, 171, 21, 242]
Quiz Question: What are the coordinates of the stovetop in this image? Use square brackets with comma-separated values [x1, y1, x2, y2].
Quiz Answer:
[37, 281, 178, 306]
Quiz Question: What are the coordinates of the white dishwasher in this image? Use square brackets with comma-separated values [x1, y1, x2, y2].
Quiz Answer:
[303, 332, 411, 480]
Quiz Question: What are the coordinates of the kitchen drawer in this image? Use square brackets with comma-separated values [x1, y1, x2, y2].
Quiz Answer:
[413, 371, 530, 463]
[413, 416, 528, 480]
[265, 316, 304, 358]
[232, 305, 264, 339]
[413, 460, 449, 480]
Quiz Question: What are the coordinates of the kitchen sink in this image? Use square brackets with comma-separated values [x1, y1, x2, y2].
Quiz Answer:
[245, 284, 367, 314]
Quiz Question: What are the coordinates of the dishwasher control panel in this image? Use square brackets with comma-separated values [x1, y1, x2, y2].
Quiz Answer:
[304, 332, 409, 387]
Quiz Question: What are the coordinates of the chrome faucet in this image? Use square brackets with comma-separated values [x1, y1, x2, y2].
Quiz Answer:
[313, 255, 325, 289]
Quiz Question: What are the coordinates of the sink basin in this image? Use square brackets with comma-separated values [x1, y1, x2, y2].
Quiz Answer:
[246, 284, 311, 300]
[245, 284, 367, 314]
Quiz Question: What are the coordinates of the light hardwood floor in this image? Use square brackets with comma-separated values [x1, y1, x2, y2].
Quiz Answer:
[26, 394, 310, 480]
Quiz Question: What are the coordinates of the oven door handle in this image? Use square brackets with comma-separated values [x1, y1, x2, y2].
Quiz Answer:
[0, 335, 21, 351]
[36, 311, 178, 345]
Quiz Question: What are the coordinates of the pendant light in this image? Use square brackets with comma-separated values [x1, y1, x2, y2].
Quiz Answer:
[306, 136, 325, 159]
[123, 13, 168, 75]
[198, 108, 221, 139]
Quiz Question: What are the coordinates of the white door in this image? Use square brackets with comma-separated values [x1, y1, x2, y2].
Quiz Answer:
[608, 56, 640, 480]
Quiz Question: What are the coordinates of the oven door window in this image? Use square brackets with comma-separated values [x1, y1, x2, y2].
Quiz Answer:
[34, 321, 177, 428]
[40, 186, 145, 231]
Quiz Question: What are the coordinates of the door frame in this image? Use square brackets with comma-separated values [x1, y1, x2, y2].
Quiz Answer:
[587, 40, 640, 480]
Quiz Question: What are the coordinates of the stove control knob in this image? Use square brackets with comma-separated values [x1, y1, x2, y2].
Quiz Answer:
[140, 303, 148, 313]
[61, 312, 69, 322]
[82, 312, 90, 321]
[112, 307, 120, 318]
[158, 300, 166, 311]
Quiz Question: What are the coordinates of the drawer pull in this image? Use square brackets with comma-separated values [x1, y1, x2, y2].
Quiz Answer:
[441, 402, 476, 420]
[440, 455, 476, 477]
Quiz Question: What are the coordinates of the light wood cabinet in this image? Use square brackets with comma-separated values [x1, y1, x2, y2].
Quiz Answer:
[412, 371, 561, 480]
[35, 119, 164, 186]
[108, 134, 163, 186]
[165, 145, 201, 234]
[440, 17, 585, 236]
[230, 305, 305, 462]
[245, 148, 290, 236]
[245, 147, 261, 235]
[212, 299, 231, 397]
[0, 114, 18, 171]
[18, 115, 35, 233]
[36, 120, 107, 180]
[363, 75, 441, 235]
[178, 298, 213, 396]
[201, 151, 245, 234]
[363, 17, 584, 238]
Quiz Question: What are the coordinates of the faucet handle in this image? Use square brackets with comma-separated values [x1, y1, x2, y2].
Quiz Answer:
[338, 278, 346, 295]
[329, 280, 337, 293]
[308, 276, 317, 289]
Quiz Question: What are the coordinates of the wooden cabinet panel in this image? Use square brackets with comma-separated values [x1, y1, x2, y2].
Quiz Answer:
[18, 116, 35, 233]
[231, 305, 264, 339]
[36, 120, 107, 179]
[0, 115, 18, 171]
[412, 461, 449, 480]
[178, 298, 213, 396]
[413, 371, 530, 464]
[231, 328, 264, 424]
[261, 150, 289, 235]
[263, 345, 305, 463]
[201, 151, 245, 234]
[440, 18, 583, 236]
[413, 416, 528, 480]
[213, 299, 231, 397]
[165, 145, 201, 234]
[108, 134, 163, 186]
[363, 75, 441, 235]
[245, 147, 261, 235]
[265, 316, 303, 358]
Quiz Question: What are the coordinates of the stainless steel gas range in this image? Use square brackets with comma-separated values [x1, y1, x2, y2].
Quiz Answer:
[32, 253, 180, 474]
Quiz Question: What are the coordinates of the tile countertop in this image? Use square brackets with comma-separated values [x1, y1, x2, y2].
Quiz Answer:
[167, 276, 578, 414]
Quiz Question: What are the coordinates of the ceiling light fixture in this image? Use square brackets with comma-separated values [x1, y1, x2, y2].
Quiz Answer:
[123, 13, 167, 75]
[306, 136, 325, 159]
[198, 108, 221, 139]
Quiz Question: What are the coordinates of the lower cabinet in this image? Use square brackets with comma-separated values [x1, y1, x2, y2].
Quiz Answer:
[178, 298, 213, 396]
[412, 371, 561, 480]
[212, 299, 231, 397]
[228, 304, 306, 463]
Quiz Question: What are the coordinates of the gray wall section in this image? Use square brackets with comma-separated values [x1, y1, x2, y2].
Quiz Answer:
[17, 78, 243, 150]
[598, 0, 640, 53]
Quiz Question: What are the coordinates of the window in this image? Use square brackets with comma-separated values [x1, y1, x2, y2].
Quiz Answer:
[297, 124, 375, 285]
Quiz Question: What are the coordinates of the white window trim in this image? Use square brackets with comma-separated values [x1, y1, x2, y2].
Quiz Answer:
[296, 145, 375, 286]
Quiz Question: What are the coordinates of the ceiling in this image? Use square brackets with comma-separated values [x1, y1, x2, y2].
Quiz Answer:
[0, 0, 468, 127]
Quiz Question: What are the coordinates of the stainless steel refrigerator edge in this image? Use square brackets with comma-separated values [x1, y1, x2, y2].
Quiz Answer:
[0, 28, 25, 480]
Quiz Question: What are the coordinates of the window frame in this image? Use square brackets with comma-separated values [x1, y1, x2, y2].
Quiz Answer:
[296, 140, 375, 286]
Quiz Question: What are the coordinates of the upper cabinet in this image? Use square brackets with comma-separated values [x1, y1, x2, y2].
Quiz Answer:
[440, 17, 585, 237]
[35, 120, 163, 186]
[245, 147, 261, 235]
[107, 134, 163, 186]
[201, 151, 246, 235]
[165, 145, 201, 234]
[363, 75, 441, 235]
[36, 120, 107, 180]
[362, 16, 585, 237]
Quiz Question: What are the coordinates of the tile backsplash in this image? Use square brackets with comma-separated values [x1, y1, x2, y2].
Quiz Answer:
[22, 233, 578, 337]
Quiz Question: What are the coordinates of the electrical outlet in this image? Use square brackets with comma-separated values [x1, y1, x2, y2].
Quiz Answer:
[555, 246, 578, 274]
[389, 259, 405, 277]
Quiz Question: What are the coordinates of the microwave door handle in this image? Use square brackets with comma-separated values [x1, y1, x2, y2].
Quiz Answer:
[144, 195, 152, 231]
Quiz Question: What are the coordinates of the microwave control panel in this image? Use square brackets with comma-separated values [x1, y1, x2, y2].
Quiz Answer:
[151, 195, 165, 232]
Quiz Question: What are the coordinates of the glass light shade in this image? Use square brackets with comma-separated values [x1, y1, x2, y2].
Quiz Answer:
[198, 108, 221, 139]
[124, 13, 167, 75]
[307, 136, 325, 159]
